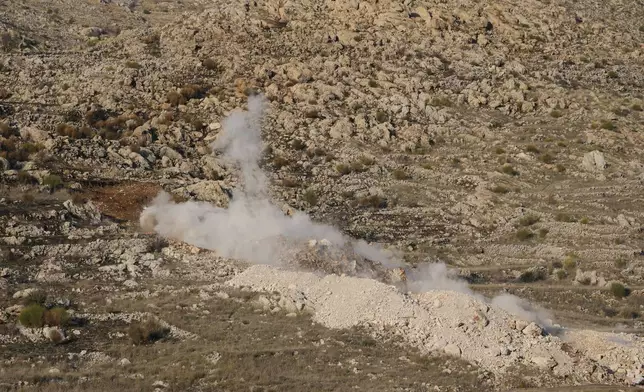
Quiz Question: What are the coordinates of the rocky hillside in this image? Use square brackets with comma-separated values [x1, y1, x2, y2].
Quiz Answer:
[1, 0, 643, 390]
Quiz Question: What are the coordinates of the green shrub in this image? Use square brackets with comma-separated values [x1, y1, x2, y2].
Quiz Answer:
[609, 282, 628, 299]
[600, 120, 616, 131]
[19, 304, 46, 328]
[562, 254, 578, 271]
[42, 174, 63, 189]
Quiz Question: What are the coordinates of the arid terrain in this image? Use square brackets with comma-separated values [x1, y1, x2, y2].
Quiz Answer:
[1, 0, 643, 391]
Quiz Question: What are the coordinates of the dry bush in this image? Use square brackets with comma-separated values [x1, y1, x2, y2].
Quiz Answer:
[302, 189, 318, 206]
[0, 121, 13, 137]
[515, 228, 534, 241]
[391, 169, 411, 180]
[0, 88, 11, 99]
[19, 304, 46, 328]
[202, 58, 219, 71]
[167, 85, 208, 107]
[22, 290, 47, 306]
[17, 171, 37, 184]
[128, 318, 169, 345]
[44, 307, 70, 327]
[336, 163, 352, 175]
[43, 174, 63, 189]
[356, 195, 387, 209]
[518, 214, 540, 227]
[501, 164, 519, 176]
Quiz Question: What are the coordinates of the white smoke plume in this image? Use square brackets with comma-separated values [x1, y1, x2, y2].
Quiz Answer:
[141, 94, 394, 266]
[141, 94, 555, 329]
[407, 262, 555, 329]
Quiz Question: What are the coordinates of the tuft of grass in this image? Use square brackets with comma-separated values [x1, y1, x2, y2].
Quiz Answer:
[579, 217, 590, 224]
[375, 110, 388, 124]
[42, 174, 63, 189]
[555, 163, 566, 172]
[555, 212, 576, 222]
[19, 304, 46, 328]
[494, 147, 505, 154]
[607, 71, 618, 79]
[429, 96, 452, 107]
[525, 145, 540, 154]
[272, 156, 289, 169]
[17, 171, 37, 184]
[125, 60, 142, 69]
[128, 318, 169, 345]
[518, 214, 540, 227]
[44, 307, 70, 327]
[550, 110, 563, 118]
[562, 254, 579, 271]
[22, 290, 47, 306]
[202, 58, 219, 71]
[291, 139, 306, 151]
[609, 282, 628, 299]
[538, 228, 549, 238]
[302, 189, 318, 206]
[631, 103, 643, 111]
[336, 163, 352, 175]
[518, 269, 545, 283]
[614, 258, 628, 269]
[540, 153, 555, 164]
[599, 120, 616, 131]
[356, 195, 387, 209]
[501, 164, 519, 176]
[490, 185, 509, 194]
[555, 269, 567, 280]
[391, 169, 411, 180]
[0, 121, 13, 137]
[516, 228, 534, 241]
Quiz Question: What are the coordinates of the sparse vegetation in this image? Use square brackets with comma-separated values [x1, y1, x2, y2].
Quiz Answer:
[494, 147, 505, 154]
[391, 169, 411, 180]
[599, 120, 616, 131]
[614, 258, 628, 269]
[44, 307, 70, 327]
[356, 195, 387, 209]
[128, 318, 169, 345]
[202, 58, 219, 71]
[518, 214, 540, 227]
[525, 145, 540, 154]
[18, 304, 46, 328]
[540, 153, 555, 164]
[563, 254, 579, 271]
[302, 189, 318, 206]
[42, 174, 63, 189]
[555, 213, 576, 222]
[609, 282, 628, 299]
[375, 110, 388, 123]
[515, 228, 534, 241]
[538, 228, 549, 238]
[549, 110, 563, 118]
[336, 163, 352, 175]
[501, 164, 519, 176]
[125, 60, 142, 69]
[491, 185, 509, 194]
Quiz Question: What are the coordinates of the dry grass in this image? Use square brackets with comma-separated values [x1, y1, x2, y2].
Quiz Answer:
[88, 182, 162, 222]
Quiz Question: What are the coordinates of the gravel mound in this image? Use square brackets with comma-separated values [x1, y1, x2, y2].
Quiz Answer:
[228, 264, 644, 385]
